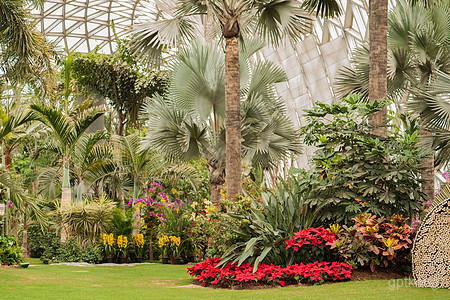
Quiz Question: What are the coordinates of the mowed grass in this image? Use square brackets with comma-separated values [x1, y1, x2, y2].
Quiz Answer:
[1, 260, 449, 300]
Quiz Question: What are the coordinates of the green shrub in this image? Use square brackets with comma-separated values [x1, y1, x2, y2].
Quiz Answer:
[40, 237, 103, 264]
[0, 235, 23, 265]
[26, 225, 58, 258]
[299, 93, 426, 223]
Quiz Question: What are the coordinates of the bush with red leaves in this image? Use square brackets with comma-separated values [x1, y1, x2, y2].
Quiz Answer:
[187, 257, 352, 287]
[285, 227, 337, 263]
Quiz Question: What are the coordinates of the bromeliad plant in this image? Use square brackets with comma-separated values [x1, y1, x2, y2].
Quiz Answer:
[330, 213, 414, 271]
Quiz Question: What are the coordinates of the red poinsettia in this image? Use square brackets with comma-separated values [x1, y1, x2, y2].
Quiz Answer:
[285, 227, 337, 251]
[187, 257, 352, 288]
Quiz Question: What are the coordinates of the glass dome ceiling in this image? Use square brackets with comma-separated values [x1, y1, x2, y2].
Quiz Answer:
[32, 0, 376, 169]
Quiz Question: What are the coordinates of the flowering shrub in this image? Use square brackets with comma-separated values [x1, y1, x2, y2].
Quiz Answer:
[330, 213, 414, 271]
[286, 227, 337, 263]
[187, 198, 245, 258]
[187, 257, 352, 287]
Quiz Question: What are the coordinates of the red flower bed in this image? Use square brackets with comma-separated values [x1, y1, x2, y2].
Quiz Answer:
[187, 257, 352, 287]
[286, 227, 336, 252]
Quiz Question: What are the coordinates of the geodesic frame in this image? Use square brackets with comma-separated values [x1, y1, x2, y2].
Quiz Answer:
[32, 0, 375, 168]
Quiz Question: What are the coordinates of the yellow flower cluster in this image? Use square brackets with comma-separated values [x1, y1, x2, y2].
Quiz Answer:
[117, 235, 128, 248]
[169, 236, 181, 247]
[158, 235, 170, 248]
[102, 233, 115, 246]
[102, 233, 108, 246]
[134, 234, 144, 248]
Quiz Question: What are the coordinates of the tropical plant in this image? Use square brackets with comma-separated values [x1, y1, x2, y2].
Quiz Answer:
[218, 177, 324, 271]
[300, 93, 427, 222]
[0, 0, 54, 91]
[337, 0, 450, 201]
[71, 44, 166, 135]
[111, 208, 134, 238]
[0, 235, 23, 265]
[89, 133, 200, 209]
[132, 0, 341, 199]
[0, 171, 47, 257]
[37, 130, 111, 203]
[40, 237, 103, 264]
[141, 39, 302, 202]
[330, 214, 414, 272]
[409, 71, 450, 166]
[56, 195, 115, 247]
[31, 101, 104, 241]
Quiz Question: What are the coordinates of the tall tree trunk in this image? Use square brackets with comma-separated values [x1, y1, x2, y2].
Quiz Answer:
[132, 177, 140, 235]
[116, 112, 126, 136]
[4, 145, 10, 235]
[224, 36, 242, 200]
[61, 157, 71, 242]
[5, 146, 11, 171]
[207, 160, 225, 205]
[22, 204, 30, 258]
[419, 122, 434, 205]
[369, 0, 388, 137]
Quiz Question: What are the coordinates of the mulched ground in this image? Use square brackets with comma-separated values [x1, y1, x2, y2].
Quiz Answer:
[351, 269, 406, 281]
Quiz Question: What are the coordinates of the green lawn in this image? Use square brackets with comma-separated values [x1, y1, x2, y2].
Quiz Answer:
[1, 260, 449, 300]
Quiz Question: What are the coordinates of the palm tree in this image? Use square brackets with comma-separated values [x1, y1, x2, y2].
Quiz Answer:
[0, 171, 46, 257]
[131, 0, 341, 199]
[30, 102, 104, 242]
[0, 0, 54, 91]
[336, 0, 450, 202]
[88, 133, 200, 210]
[141, 40, 302, 203]
[37, 130, 112, 203]
[409, 71, 450, 166]
[0, 104, 39, 172]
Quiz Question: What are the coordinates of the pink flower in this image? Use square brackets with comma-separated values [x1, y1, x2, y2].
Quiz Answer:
[127, 198, 133, 208]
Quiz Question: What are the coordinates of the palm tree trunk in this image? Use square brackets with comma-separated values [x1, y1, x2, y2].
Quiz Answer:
[419, 122, 434, 204]
[5, 146, 11, 171]
[207, 160, 225, 205]
[22, 203, 30, 258]
[116, 112, 126, 136]
[224, 36, 242, 200]
[369, 0, 388, 137]
[132, 177, 140, 235]
[76, 176, 84, 203]
[61, 157, 71, 242]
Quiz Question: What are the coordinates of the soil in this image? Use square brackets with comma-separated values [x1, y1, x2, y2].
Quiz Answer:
[351, 269, 406, 281]
[0, 264, 18, 269]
